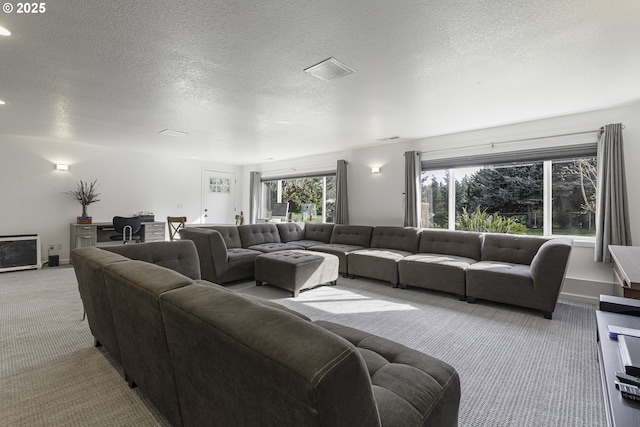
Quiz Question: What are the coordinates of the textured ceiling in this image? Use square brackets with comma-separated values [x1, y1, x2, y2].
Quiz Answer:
[1, 0, 639, 165]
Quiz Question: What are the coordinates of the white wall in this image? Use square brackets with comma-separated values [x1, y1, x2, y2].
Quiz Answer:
[243, 101, 640, 303]
[5, 101, 637, 303]
[1, 136, 242, 263]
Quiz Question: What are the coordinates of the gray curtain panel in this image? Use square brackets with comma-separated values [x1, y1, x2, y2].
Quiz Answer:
[249, 171, 262, 224]
[404, 151, 421, 227]
[335, 159, 349, 224]
[594, 123, 631, 262]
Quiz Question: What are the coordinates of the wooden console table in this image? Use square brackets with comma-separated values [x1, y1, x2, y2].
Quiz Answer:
[70, 221, 166, 250]
[596, 309, 640, 426]
[609, 245, 640, 300]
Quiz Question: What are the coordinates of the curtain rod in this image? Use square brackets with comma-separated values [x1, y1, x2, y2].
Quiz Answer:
[260, 162, 337, 176]
[421, 124, 625, 155]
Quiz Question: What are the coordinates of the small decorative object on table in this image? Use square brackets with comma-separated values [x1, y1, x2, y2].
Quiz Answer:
[65, 179, 100, 224]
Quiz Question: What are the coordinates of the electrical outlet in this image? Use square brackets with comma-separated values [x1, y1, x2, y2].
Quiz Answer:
[48, 244, 55, 251]
[57, 243, 63, 250]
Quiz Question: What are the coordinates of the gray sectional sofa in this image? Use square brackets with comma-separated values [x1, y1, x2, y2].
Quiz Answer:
[179, 222, 573, 318]
[71, 241, 461, 427]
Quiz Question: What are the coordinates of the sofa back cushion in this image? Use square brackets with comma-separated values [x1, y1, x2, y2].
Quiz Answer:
[71, 247, 130, 364]
[419, 229, 483, 261]
[330, 225, 374, 247]
[276, 222, 306, 242]
[481, 233, 546, 265]
[303, 223, 334, 243]
[200, 225, 243, 249]
[103, 260, 193, 427]
[238, 223, 282, 248]
[160, 283, 381, 427]
[105, 240, 201, 280]
[370, 226, 420, 252]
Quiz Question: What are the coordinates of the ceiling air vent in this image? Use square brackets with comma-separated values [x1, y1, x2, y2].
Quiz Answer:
[159, 129, 188, 137]
[304, 57, 354, 81]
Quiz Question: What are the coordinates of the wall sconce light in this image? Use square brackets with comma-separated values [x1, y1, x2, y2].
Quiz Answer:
[55, 163, 69, 171]
[371, 167, 380, 174]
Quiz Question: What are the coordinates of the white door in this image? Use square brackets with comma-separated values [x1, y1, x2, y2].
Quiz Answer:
[202, 170, 236, 224]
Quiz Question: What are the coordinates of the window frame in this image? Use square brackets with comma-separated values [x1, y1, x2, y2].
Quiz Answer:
[260, 171, 336, 223]
[421, 143, 598, 238]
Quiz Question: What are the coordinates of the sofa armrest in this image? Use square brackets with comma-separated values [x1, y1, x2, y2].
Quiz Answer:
[179, 228, 231, 281]
[530, 237, 573, 290]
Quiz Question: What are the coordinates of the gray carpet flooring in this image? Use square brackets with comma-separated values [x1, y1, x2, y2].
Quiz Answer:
[1, 265, 606, 426]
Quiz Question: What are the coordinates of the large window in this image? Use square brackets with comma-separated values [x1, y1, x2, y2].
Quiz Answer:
[422, 156, 597, 237]
[262, 174, 336, 223]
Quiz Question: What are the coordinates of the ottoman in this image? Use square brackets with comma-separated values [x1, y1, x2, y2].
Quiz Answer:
[255, 250, 339, 297]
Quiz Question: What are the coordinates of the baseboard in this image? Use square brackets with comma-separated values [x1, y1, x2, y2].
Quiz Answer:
[560, 277, 614, 305]
[42, 258, 71, 267]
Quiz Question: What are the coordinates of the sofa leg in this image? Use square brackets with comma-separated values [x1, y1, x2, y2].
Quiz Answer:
[467, 297, 477, 304]
[330, 280, 337, 286]
[256, 280, 263, 286]
[291, 290, 300, 298]
[124, 373, 137, 389]
[94, 338, 102, 348]
[543, 311, 553, 320]
[392, 282, 399, 288]
[349, 274, 355, 279]
[458, 295, 466, 301]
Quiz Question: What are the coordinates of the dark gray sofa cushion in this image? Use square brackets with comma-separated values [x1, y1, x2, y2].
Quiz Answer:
[238, 223, 282, 247]
[71, 247, 130, 364]
[480, 233, 545, 264]
[348, 248, 413, 285]
[316, 320, 460, 427]
[160, 283, 381, 427]
[399, 253, 476, 297]
[104, 240, 201, 280]
[304, 223, 335, 243]
[277, 222, 334, 249]
[397, 229, 482, 296]
[418, 229, 483, 261]
[196, 225, 243, 248]
[329, 224, 374, 247]
[275, 222, 306, 242]
[103, 260, 192, 427]
[239, 223, 303, 252]
[308, 225, 374, 274]
[348, 227, 420, 285]
[369, 226, 420, 253]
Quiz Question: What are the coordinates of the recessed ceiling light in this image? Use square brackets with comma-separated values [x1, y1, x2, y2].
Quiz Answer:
[159, 129, 188, 137]
[304, 57, 354, 82]
[0, 26, 11, 36]
[0, 100, 5, 105]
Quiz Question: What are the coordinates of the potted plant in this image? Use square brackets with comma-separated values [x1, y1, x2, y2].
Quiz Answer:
[66, 179, 101, 224]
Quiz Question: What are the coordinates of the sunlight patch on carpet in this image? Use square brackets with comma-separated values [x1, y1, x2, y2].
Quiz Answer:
[295, 287, 418, 314]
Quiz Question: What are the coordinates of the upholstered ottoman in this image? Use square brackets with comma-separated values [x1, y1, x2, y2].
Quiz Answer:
[255, 250, 339, 297]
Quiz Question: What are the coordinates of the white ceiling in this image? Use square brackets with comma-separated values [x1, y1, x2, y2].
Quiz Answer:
[1, 0, 639, 165]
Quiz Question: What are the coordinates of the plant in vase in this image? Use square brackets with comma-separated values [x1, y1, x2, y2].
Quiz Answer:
[66, 179, 101, 224]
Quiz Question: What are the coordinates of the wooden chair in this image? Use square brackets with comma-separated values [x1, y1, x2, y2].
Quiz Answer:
[167, 216, 187, 241]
